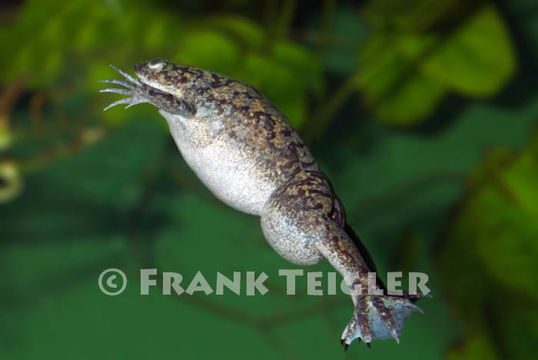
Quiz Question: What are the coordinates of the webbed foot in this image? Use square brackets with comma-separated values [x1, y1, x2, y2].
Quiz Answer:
[340, 294, 423, 350]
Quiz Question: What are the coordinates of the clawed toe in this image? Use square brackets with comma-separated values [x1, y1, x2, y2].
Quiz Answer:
[100, 65, 149, 111]
[340, 294, 422, 350]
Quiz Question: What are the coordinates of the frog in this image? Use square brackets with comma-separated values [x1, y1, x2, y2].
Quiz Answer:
[100, 59, 424, 350]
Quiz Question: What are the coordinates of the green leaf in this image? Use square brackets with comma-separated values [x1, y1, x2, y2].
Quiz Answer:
[356, 30, 444, 125]
[369, 70, 447, 125]
[440, 132, 538, 317]
[471, 147, 538, 299]
[356, 4, 516, 126]
[422, 6, 516, 96]
[356, 31, 445, 125]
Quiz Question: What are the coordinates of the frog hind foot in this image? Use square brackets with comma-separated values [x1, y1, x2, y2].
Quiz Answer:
[340, 294, 423, 350]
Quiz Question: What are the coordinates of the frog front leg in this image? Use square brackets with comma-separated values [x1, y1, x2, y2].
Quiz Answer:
[261, 171, 422, 349]
[100, 64, 196, 117]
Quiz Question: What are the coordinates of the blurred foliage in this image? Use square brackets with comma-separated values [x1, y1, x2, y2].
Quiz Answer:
[439, 132, 538, 358]
[445, 332, 499, 360]
[0, 0, 322, 128]
[356, 0, 516, 125]
[0, 161, 22, 203]
[0, 0, 537, 359]
[508, 0, 538, 59]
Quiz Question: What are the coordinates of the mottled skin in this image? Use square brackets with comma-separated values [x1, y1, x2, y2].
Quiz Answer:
[100, 59, 423, 349]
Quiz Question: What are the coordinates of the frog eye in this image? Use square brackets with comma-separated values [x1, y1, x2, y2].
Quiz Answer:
[148, 58, 165, 70]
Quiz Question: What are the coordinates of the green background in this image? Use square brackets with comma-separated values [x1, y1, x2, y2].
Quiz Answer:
[0, 0, 537, 359]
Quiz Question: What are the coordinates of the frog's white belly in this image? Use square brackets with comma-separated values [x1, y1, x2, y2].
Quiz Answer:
[161, 110, 276, 215]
